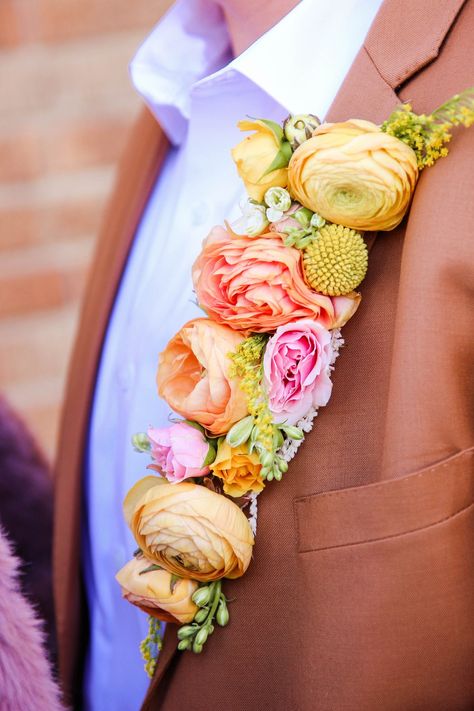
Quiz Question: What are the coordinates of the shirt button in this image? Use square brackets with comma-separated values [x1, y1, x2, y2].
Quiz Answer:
[117, 362, 135, 391]
[190, 200, 210, 226]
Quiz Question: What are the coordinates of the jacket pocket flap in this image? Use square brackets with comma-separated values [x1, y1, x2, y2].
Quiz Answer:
[294, 447, 473, 552]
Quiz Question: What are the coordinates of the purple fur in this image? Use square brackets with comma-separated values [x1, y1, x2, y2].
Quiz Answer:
[0, 526, 65, 710]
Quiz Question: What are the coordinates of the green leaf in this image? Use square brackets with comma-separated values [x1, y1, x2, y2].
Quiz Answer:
[260, 141, 293, 178]
[170, 574, 181, 593]
[257, 118, 284, 142]
[139, 564, 163, 576]
[202, 443, 217, 467]
[183, 419, 205, 434]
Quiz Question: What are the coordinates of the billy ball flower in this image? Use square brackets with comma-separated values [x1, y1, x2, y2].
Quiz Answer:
[303, 225, 368, 296]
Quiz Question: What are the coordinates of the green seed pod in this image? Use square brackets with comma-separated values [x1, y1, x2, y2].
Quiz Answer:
[194, 608, 209, 624]
[177, 624, 196, 640]
[192, 586, 211, 608]
[195, 627, 209, 647]
[178, 638, 192, 651]
[216, 600, 230, 627]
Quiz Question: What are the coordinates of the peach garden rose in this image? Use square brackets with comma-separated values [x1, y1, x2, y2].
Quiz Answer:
[157, 318, 248, 435]
[288, 119, 418, 231]
[192, 226, 360, 333]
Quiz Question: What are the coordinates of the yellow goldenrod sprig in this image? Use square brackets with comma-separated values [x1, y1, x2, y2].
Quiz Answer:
[228, 336, 302, 482]
[381, 87, 474, 169]
[140, 616, 163, 678]
[228, 335, 274, 455]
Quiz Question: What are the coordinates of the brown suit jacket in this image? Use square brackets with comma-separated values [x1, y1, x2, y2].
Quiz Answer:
[54, 0, 474, 708]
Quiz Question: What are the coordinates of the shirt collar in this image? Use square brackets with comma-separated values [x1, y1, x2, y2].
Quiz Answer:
[130, 0, 384, 145]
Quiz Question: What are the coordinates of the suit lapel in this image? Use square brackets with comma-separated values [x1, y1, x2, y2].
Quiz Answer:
[53, 108, 169, 702]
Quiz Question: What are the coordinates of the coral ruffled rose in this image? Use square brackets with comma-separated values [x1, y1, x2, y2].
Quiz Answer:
[263, 319, 334, 425]
[157, 318, 248, 436]
[148, 423, 210, 483]
[192, 226, 360, 333]
[288, 119, 418, 231]
[231, 120, 288, 201]
[116, 555, 198, 624]
[210, 441, 264, 497]
[124, 476, 254, 582]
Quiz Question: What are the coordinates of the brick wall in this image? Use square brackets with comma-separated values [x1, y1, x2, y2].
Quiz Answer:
[0, 0, 171, 460]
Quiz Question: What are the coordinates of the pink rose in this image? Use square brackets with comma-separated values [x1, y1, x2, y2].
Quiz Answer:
[263, 319, 334, 425]
[147, 422, 210, 483]
[192, 226, 359, 333]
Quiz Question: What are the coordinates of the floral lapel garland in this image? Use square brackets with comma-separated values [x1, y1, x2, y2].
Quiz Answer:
[115, 89, 474, 674]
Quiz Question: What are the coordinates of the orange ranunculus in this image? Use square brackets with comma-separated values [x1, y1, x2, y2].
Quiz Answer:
[210, 440, 264, 497]
[157, 318, 248, 436]
[116, 555, 198, 624]
[192, 226, 360, 333]
[124, 476, 254, 582]
[231, 120, 288, 201]
[288, 119, 418, 231]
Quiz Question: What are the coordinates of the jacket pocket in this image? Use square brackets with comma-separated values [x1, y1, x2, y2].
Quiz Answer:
[292, 448, 474, 711]
[294, 448, 473, 552]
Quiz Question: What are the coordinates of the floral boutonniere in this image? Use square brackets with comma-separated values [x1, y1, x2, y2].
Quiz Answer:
[116, 88, 474, 675]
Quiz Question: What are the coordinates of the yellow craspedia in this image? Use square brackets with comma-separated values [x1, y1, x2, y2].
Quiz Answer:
[303, 224, 368, 296]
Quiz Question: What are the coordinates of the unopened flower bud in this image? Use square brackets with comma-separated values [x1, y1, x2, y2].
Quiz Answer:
[274, 469, 282, 482]
[277, 458, 288, 473]
[194, 608, 209, 624]
[284, 114, 321, 149]
[294, 207, 313, 229]
[266, 471, 274, 482]
[273, 428, 284, 449]
[232, 201, 269, 238]
[192, 586, 211, 608]
[310, 212, 326, 229]
[131, 432, 151, 453]
[259, 450, 274, 468]
[192, 641, 203, 654]
[216, 600, 230, 627]
[195, 627, 209, 647]
[264, 186, 291, 213]
[178, 638, 192, 651]
[177, 625, 196, 640]
[226, 415, 255, 447]
[280, 424, 304, 440]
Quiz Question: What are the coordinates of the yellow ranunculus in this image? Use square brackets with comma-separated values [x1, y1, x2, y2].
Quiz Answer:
[288, 119, 419, 231]
[231, 120, 288, 201]
[210, 440, 264, 497]
[124, 476, 254, 582]
[116, 555, 198, 624]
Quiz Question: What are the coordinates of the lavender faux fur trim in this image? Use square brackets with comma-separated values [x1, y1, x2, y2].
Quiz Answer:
[0, 526, 65, 711]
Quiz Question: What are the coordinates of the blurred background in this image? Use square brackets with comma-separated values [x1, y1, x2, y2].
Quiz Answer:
[0, 0, 171, 461]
